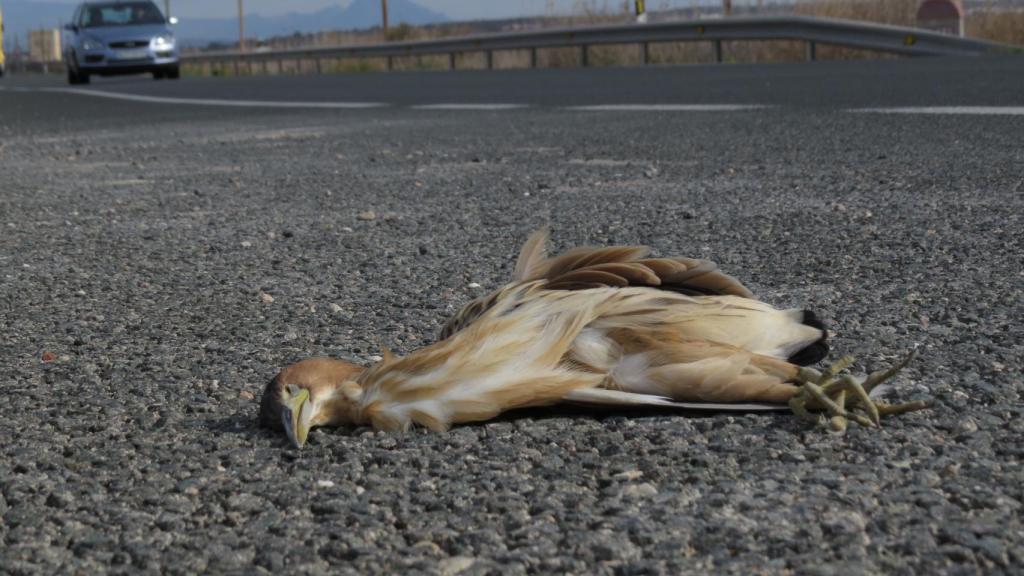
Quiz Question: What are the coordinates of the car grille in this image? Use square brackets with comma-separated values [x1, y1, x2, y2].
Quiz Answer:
[109, 40, 150, 48]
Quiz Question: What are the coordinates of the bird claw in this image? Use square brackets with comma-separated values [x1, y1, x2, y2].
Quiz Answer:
[790, 350, 927, 433]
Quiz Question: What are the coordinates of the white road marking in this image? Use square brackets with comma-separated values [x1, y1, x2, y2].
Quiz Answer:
[566, 104, 767, 112]
[44, 88, 388, 109]
[411, 103, 529, 110]
[852, 106, 1024, 116]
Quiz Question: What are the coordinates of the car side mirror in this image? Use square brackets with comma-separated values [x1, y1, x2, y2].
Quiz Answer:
[64, 24, 78, 32]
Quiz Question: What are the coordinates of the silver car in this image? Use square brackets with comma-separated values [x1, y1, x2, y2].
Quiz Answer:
[64, 1, 179, 84]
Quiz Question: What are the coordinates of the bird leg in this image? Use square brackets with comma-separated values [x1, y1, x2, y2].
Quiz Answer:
[789, 350, 926, 433]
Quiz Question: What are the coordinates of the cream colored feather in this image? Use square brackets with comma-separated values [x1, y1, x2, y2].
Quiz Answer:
[339, 231, 834, 431]
[351, 278, 818, 431]
[512, 228, 550, 281]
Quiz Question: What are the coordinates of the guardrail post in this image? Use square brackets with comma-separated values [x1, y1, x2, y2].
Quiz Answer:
[449, 52, 456, 70]
[642, 42, 650, 65]
[315, 58, 322, 74]
[805, 40, 816, 61]
[485, 50, 493, 70]
[387, 55, 394, 71]
[713, 39, 723, 63]
[581, 45, 589, 67]
[530, 47, 538, 68]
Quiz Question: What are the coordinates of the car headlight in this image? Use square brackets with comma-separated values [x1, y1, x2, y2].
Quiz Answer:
[81, 37, 105, 51]
[152, 35, 175, 48]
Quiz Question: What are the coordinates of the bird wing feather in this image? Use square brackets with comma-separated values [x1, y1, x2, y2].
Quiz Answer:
[358, 286, 826, 432]
[359, 284, 606, 432]
[512, 228, 550, 281]
[441, 230, 755, 339]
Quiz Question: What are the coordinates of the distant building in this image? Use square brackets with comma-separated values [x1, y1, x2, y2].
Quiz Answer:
[30, 29, 62, 62]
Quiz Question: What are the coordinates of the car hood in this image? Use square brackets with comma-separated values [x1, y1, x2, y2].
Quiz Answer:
[82, 24, 172, 43]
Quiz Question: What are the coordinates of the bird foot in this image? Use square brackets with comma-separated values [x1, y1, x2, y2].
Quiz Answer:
[789, 350, 928, 433]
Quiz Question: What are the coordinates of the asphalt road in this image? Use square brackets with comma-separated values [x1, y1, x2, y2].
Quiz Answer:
[5, 54, 1024, 108]
[1, 58, 1022, 575]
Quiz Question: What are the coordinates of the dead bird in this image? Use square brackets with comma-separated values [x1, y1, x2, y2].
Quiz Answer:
[261, 230, 926, 447]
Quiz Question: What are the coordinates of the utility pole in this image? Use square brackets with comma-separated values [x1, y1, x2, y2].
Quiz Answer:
[237, 0, 245, 51]
[381, 0, 389, 34]
[164, 0, 170, 19]
[723, 0, 732, 16]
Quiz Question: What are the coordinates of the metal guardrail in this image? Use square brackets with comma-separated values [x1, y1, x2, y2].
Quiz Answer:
[181, 15, 1012, 73]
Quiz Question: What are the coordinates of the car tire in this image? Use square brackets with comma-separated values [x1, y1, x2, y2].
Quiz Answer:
[153, 70, 165, 80]
[68, 67, 82, 85]
[0, 65, 5, 78]
[166, 66, 180, 80]
[67, 56, 90, 85]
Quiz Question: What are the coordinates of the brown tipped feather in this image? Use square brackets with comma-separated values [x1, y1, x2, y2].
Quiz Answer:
[565, 262, 663, 286]
[440, 231, 756, 339]
[547, 269, 632, 289]
[538, 246, 652, 280]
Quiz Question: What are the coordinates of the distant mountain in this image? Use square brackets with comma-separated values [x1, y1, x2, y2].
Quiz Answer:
[0, 0, 449, 50]
[337, 0, 449, 29]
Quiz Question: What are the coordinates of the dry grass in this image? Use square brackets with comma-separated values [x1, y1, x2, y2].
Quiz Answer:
[794, 0, 918, 27]
[967, 8, 1024, 46]
[791, 0, 916, 60]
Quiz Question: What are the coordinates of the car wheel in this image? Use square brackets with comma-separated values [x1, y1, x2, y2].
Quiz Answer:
[166, 66, 180, 80]
[153, 70, 165, 80]
[67, 55, 90, 85]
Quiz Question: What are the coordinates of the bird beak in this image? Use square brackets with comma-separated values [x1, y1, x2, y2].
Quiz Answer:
[281, 384, 313, 448]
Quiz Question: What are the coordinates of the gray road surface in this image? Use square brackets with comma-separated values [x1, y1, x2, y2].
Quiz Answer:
[1, 58, 1022, 575]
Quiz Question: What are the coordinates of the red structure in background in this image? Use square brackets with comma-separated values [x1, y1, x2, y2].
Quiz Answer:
[916, 0, 964, 36]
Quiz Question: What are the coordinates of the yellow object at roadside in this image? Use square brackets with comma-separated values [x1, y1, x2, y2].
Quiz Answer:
[0, 5, 7, 77]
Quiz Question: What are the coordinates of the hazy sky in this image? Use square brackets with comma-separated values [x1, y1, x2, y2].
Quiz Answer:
[30, 0, 718, 20]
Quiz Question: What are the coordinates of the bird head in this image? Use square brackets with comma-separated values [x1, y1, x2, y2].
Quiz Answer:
[259, 357, 366, 448]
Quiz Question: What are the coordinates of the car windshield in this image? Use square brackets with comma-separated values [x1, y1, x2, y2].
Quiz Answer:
[82, 2, 165, 27]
